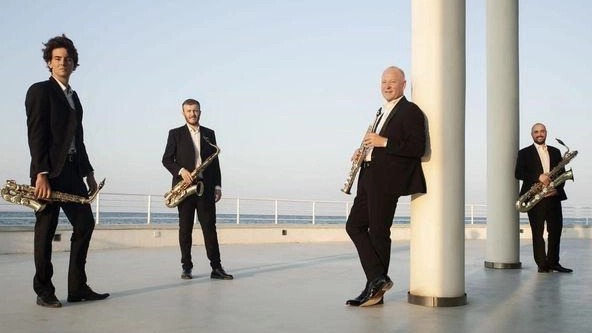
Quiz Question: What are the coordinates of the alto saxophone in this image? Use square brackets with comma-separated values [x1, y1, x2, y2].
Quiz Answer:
[1, 178, 106, 212]
[341, 109, 383, 194]
[164, 136, 220, 208]
[515, 138, 577, 212]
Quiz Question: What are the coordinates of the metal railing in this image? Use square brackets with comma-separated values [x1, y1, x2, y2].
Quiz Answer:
[1, 192, 590, 226]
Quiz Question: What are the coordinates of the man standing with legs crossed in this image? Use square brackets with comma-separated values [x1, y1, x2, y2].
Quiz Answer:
[345, 66, 426, 307]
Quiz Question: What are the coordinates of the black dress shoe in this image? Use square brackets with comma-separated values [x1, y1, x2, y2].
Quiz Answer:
[36, 294, 62, 308]
[549, 264, 573, 273]
[346, 285, 370, 306]
[538, 266, 550, 273]
[67, 286, 110, 302]
[360, 275, 393, 307]
[211, 267, 233, 280]
[181, 268, 193, 280]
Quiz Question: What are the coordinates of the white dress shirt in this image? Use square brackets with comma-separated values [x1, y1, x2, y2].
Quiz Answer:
[180, 124, 222, 192]
[365, 96, 403, 161]
[535, 142, 550, 174]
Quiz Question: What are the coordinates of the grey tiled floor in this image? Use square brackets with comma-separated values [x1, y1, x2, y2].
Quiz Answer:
[0, 239, 590, 333]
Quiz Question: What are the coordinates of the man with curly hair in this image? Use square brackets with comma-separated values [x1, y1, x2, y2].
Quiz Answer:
[25, 34, 109, 308]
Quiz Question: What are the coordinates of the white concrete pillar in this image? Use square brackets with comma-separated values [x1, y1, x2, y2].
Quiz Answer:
[409, 0, 467, 306]
[485, 0, 521, 269]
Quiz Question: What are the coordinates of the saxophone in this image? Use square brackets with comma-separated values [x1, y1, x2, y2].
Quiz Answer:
[1, 178, 106, 212]
[341, 109, 383, 195]
[164, 136, 220, 208]
[515, 138, 577, 212]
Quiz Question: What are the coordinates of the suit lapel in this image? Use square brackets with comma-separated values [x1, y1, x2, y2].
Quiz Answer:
[181, 125, 196, 164]
[528, 144, 544, 174]
[48, 77, 75, 111]
[378, 96, 406, 136]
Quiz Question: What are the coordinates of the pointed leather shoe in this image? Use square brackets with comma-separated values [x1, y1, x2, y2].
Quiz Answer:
[360, 276, 393, 307]
[67, 286, 110, 302]
[538, 266, 550, 273]
[181, 268, 193, 280]
[549, 264, 573, 273]
[36, 294, 62, 308]
[346, 285, 370, 306]
[211, 267, 233, 280]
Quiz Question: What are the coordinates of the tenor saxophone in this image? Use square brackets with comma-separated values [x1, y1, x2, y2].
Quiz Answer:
[1, 178, 106, 212]
[164, 136, 220, 208]
[515, 138, 577, 212]
[341, 109, 383, 194]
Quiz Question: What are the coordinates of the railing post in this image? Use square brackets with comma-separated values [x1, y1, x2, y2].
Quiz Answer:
[147, 195, 152, 224]
[236, 198, 240, 224]
[95, 193, 100, 225]
[274, 200, 278, 224]
[471, 204, 474, 224]
[312, 201, 316, 225]
[345, 202, 349, 221]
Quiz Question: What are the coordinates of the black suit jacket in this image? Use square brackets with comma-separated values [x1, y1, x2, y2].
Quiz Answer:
[162, 125, 222, 199]
[25, 77, 93, 179]
[515, 144, 567, 201]
[370, 96, 427, 195]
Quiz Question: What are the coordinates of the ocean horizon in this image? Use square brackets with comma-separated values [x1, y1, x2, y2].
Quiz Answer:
[2, 211, 589, 227]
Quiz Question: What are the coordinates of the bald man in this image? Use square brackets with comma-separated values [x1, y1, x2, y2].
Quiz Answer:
[515, 123, 572, 273]
[345, 66, 427, 306]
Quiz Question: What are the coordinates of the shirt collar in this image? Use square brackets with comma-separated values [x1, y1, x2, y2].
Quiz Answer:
[534, 142, 547, 150]
[53, 75, 72, 94]
[186, 123, 200, 133]
[383, 95, 403, 113]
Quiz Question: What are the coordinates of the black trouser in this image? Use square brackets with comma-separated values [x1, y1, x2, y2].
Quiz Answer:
[177, 193, 221, 271]
[346, 165, 399, 281]
[32, 158, 95, 297]
[527, 196, 563, 267]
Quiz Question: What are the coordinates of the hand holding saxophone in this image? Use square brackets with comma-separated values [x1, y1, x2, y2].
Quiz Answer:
[180, 168, 194, 184]
[538, 173, 551, 187]
[34, 173, 51, 199]
[363, 133, 388, 148]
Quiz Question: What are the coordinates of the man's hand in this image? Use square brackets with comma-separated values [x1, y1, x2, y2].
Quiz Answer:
[214, 188, 222, 203]
[363, 133, 388, 148]
[35, 173, 51, 199]
[86, 174, 98, 194]
[538, 173, 551, 187]
[351, 148, 363, 162]
[180, 169, 193, 185]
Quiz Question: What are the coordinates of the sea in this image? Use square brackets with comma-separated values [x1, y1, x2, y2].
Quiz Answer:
[2, 211, 589, 226]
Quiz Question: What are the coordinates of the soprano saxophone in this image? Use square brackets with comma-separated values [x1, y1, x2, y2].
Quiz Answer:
[164, 136, 220, 208]
[1, 178, 106, 212]
[515, 138, 577, 212]
[341, 109, 383, 194]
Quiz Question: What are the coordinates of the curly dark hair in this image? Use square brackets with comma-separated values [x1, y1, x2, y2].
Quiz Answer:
[42, 34, 79, 72]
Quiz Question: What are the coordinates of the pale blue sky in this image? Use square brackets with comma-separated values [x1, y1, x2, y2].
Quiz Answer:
[0, 0, 590, 205]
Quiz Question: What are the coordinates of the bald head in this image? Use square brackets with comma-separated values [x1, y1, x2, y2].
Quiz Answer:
[531, 123, 547, 145]
[381, 66, 406, 102]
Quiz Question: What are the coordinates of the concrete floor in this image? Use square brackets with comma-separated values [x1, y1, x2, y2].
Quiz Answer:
[0, 239, 590, 333]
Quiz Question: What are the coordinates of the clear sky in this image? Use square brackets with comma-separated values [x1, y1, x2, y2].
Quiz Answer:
[0, 0, 590, 206]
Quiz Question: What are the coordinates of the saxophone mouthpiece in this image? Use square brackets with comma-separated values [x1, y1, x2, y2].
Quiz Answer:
[555, 138, 569, 152]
